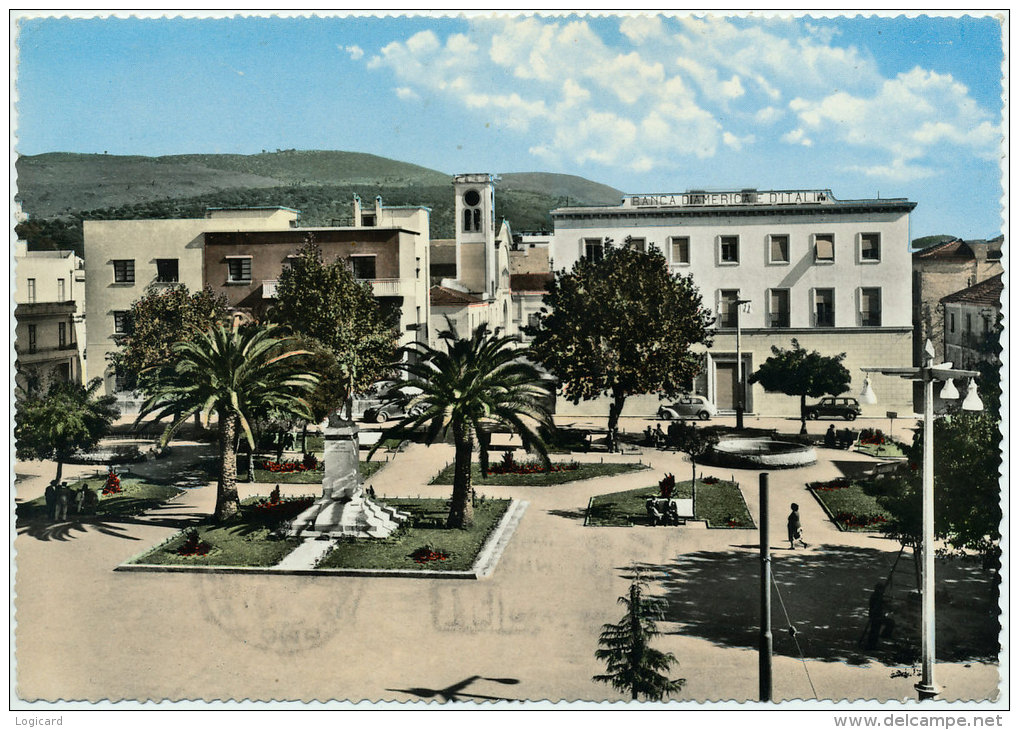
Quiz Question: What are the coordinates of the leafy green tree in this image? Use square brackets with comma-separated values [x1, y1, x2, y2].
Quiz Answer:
[114, 284, 229, 382]
[15, 378, 120, 482]
[748, 338, 851, 434]
[531, 244, 714, 443]
[866, 411, 1002, 569]
[269, 241, 397, 412]
[374, 321, 554, 529]
[594, 570, 685, 701]
[669, 422, 720, 487]
[136, 323, 319, 522]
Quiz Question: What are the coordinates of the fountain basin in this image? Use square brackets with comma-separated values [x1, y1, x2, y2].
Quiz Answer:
[711, 438, 816, 469]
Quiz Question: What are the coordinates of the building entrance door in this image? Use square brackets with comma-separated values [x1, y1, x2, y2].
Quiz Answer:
[715, 362, 738, 411]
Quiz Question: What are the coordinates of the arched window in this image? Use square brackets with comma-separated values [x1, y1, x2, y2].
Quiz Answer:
[473, 208, 481, 231]
[463, 209, 473, 232]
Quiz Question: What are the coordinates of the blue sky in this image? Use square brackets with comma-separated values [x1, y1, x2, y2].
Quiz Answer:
[13, 12, 1005, 239]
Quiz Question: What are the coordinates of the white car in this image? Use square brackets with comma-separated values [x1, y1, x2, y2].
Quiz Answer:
[657, 395, 717, 421]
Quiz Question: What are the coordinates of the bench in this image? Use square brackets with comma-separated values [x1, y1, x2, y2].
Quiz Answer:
[645, 497, 695, 526]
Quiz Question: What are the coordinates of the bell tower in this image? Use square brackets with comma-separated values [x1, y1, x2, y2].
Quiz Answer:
[453, 173, 497, 298]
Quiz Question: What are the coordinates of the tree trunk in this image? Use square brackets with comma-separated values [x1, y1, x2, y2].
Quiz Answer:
[54, 459, 64, 483]
[447, 420, 475, 529]
[215, 410, 241, 522]
[799, 394, 808, 435]
[478, 428, 491, 480]
[301, 423, 308, 454]
[607, 387, 627, 452]
[275, 430, 285, 462]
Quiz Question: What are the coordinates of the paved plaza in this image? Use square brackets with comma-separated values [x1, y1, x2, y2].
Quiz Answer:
[12, 416, 1000, 704]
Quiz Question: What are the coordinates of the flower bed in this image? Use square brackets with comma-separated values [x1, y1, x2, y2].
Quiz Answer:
[257, 454, 320, 474]
[485, 452, 579, 476]
[102, 469, 123, 495]
[807, 480, 891, 532]
[251, 485, 315, 519]
[587, 479, 754, 529]
[410, 546, 450, 564]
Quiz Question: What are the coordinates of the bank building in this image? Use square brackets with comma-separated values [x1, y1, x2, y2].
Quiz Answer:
[548, 189, 916, 419]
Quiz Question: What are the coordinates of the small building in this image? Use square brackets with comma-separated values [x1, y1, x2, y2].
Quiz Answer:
[941, 273, 1003, 370]
[509, 272, 553, 343]
[14, 241, 86, 394]
[912, 235, 1003, 364]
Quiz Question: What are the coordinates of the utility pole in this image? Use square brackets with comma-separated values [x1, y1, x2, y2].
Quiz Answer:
[759, 472, 772, 702]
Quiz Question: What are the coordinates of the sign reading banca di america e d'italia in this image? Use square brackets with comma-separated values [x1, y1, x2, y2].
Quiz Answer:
[625, 190, 831, 208]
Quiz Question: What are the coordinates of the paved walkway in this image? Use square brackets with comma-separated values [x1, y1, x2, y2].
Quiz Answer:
[12, 418, 999, 704]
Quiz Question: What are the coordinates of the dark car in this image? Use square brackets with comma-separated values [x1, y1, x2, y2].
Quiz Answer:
[362, 402, 426, 424]
[804, 396, 862, 421]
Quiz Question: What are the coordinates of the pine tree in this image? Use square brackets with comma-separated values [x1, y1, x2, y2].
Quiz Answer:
[594, 570, 685, 701]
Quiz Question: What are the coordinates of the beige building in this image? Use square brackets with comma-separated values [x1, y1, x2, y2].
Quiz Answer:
[912, 236, 1003, 364]
[83, 207, 301, 400]
[549, 189, 917, 418]
[941, 273, 1003, 370]
[14, 242, 86, 394]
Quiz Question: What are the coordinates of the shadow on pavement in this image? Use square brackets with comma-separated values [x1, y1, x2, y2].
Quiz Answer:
[633, 545, 999, 666]
[386, 675, 521, 702]
[16, 503, 204, 543]
[546, 508, 588, 521]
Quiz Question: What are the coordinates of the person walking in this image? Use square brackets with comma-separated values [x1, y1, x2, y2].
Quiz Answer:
[54, 482, 70, 522]
[824, 424, 837, 448]
[44, 482, 58, 521]
[787, 503, 808, 549]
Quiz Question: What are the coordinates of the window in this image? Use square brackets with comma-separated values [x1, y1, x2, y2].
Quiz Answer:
[860, 233, 881, 262]
[113, 311, 131, 335]
[719, 235, 739, 264]
[462, 189, 482, 232]
[768, 289, 790, 328]
[949, 313, 956, 334]
[814, 234, 835, 263]
[965, 313, 972, 333]
[27, 324, 37, 353]
[26, 278, 36, 303]
[814, 289, 835, 327]
[584, 238, 604, 263]
[57, 278, 66, 301]
[226, 257, 252, 283]
[768, 234, 789, 264]
[626, 237, 646, 253]
[718, 290, 740, 328]
[59, 321, 67, 347]
[114, 370, 136, 393]
[350, 255, 377, 280]
[156, 258, 179, 283]
[860, 288, 881, 326]
[113, 259, 135, 283]
[361, 214, 376, 227]
[670, 236, 690, 265]
[527, 313, 541, 329]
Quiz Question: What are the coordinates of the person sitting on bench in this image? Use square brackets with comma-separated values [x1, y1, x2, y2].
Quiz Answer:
[646, 498, 665, 526]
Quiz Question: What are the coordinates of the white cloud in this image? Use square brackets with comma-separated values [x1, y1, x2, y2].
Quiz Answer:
[344, 45, 364, 61]
[361, 16, 998, 179]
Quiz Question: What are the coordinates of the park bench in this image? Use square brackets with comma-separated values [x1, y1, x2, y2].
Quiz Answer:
[645, 497, 695, 526]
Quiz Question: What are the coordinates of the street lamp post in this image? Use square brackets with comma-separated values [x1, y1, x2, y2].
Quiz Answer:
[861, 339, 982, 701]
[735, 298, 752, 431]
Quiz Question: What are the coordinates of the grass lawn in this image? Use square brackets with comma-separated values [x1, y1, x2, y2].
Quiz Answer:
[808, 481, 891, 531]
[250, 460, 386, 484]
[316, 498, 510, 571]
[854, 441, 907, 459]
[587, 479, 754, 528]
[16, 474, 184, 523]
[128, 496, 310, 567]
[430, 460, 647, 487]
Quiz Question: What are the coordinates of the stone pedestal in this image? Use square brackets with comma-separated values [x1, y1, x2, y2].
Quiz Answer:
[288, 414, 407, 539]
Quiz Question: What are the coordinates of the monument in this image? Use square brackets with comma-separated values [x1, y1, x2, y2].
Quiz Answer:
[288, 413, 407, 539]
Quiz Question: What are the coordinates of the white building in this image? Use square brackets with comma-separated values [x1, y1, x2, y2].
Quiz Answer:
[14, 241, 86, 393]
[549, 189, 916, 418]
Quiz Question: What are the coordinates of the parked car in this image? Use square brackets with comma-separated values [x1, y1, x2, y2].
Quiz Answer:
[362, 402, 426, 424]
[657, 395, 717, 421]
[804, 396, 862, 421]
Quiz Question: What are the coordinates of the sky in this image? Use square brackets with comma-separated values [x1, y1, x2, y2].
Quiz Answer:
[12, 11, 1006, 240]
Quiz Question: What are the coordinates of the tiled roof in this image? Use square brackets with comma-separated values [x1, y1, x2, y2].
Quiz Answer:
[429, 285, 482, 306]
[913, 237, 1004, 260]
[510, 273, 553, 292]
[941, 273, 1004, 307]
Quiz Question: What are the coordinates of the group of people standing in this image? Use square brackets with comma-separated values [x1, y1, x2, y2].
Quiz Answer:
[43, 480, 98, 521]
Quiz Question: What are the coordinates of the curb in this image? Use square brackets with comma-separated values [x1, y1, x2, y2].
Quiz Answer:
[114, 498, 528, 580]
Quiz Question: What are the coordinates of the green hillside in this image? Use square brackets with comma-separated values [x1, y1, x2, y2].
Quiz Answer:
[14, 150, 622, 255]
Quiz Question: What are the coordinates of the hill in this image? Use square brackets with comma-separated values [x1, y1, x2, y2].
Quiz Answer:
[13, 150, 623, 254]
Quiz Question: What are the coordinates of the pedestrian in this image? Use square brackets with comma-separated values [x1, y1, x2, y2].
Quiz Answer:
[54, 482, 70, 522]
[787, 503, 808, 549]
[653, 424, 666, 449]
[824, 424, 837, 449]
[44, 481, 58, 521]
[644, 425, 654, 446]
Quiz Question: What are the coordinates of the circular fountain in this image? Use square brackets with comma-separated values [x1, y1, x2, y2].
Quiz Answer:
[711, 437, 816, 469]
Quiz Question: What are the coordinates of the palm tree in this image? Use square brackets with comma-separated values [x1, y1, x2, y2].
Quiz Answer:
[136, 322, 320, 522]
[594, 570, 685, 701]
[375, 321, 554, 529]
